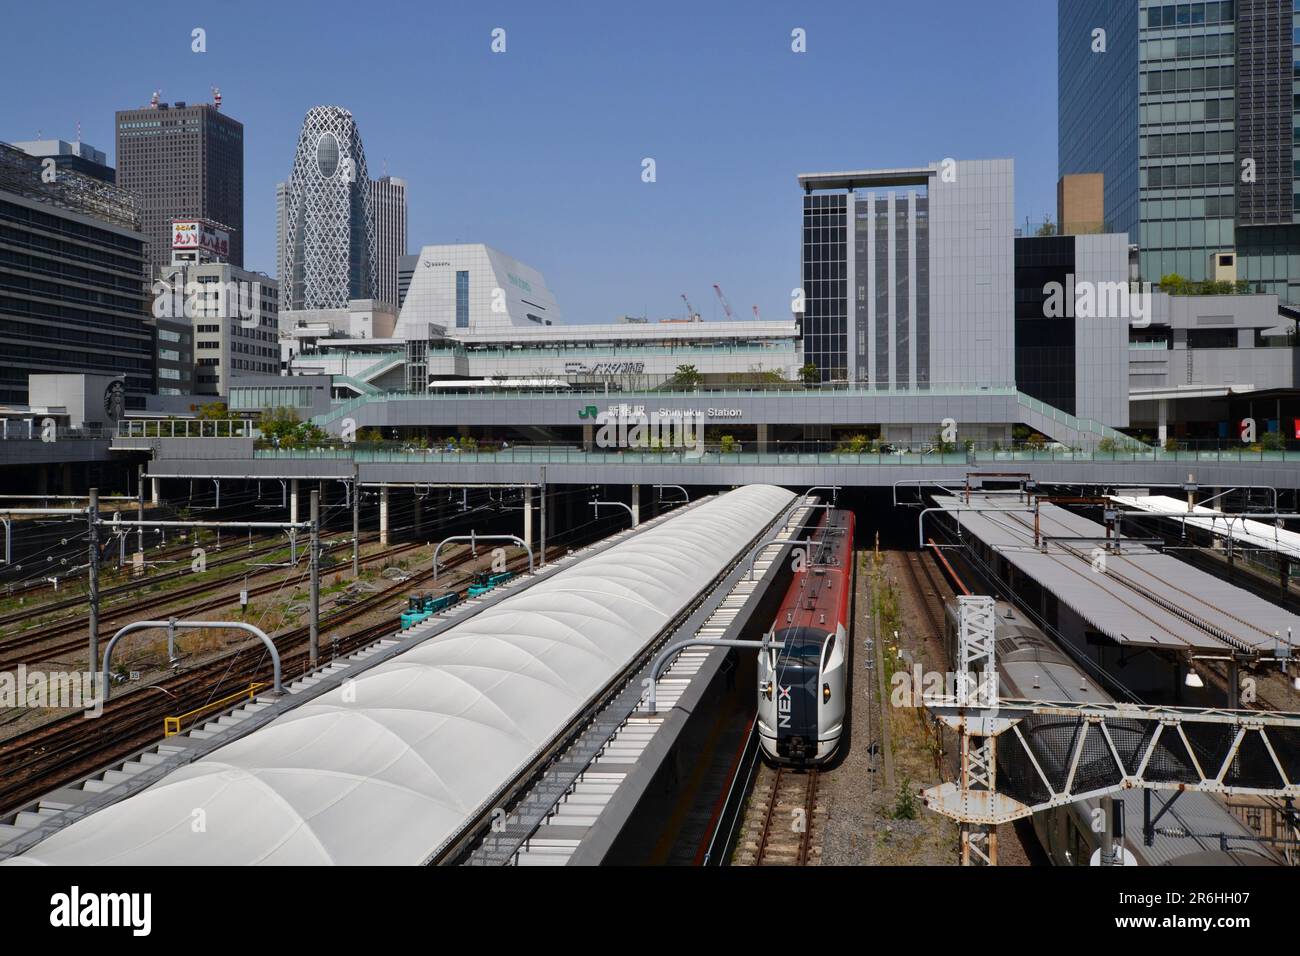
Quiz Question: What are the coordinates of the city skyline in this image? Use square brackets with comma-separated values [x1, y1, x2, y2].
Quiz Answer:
[0, 0, 1059, 324]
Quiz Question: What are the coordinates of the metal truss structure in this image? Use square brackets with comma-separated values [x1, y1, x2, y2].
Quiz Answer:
[954, 596, 998, 864]
[923, 696, 1300, 845]
[0, 143, 140, 231]
[281, 106, 376, 312]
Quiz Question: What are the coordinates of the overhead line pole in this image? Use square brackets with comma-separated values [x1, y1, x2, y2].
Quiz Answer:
[87, 488, 99, 696]
[309, 489, 320, 668]
[352, 462, 360, 578]
[136, 464, 145, 558]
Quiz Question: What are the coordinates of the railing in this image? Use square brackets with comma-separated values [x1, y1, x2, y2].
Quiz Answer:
[116, 419, 255, 439]
[164, 682, 268, 737]
[250, 442, 1300, 466]
[1015, 392, 1137, 447]
[314, 382, 1022, 425]
[0, 423, 114, 441]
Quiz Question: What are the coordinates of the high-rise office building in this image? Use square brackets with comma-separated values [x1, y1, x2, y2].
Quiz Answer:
[370, 176, 407, 309]
[397, 253, 419, 309]
[275, 180, 288, 284]
[279, 106, 375, 312]
[1059, 0, 1300, 301]
[798, 160, 1014, 391]
[0, 143, 153, 407]
[115, 94, 244, 273]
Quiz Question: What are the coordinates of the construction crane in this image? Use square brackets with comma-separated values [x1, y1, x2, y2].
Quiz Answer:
[680, 293, 699, 322]
[712, 284, 735, 320]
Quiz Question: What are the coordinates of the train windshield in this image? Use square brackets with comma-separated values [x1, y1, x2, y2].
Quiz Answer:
[774, 627, 828, 667]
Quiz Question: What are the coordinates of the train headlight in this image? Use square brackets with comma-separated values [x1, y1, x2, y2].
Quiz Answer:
[822, 683, 831, 703]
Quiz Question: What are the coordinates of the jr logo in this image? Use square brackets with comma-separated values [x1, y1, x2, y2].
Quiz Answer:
[777, 684, 792, 728]
[578, 405, 598, 419]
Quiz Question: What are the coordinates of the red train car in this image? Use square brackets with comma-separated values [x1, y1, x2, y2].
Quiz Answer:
[757, 508, 855, 764]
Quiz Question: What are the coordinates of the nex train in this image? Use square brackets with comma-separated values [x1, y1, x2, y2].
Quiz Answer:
[757, 509, 855, 765]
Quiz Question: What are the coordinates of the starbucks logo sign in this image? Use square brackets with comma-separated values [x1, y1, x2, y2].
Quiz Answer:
[103, 380, 126, 423]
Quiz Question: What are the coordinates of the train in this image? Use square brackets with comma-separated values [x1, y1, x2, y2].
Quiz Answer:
[467, 569, 514, 598]
[400, 590, 460, 629]
[398, 569, 516, 630]
[757, 508, 855, 765]
[943, 598, 1282, 866]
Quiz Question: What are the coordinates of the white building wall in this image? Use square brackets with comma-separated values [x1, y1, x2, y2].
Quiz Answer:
[394, 243, 562, 338]
[928, 159, 1014, 389]
[1074, 233, 1132, 426]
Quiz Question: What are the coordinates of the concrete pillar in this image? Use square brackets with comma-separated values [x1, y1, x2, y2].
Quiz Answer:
[631, 484, 640, 527]
[1158, 399, 1169, 447]
[379, 484, 390, 546]
[757, 423, 770, 454]
[583, 423, 594, 451]
[290, 478, 300, 526]
[150, 477, 161, 506]
[523, 486, 533, 553]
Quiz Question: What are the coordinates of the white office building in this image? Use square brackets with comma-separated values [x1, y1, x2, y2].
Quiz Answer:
[393, 243, 562, 337]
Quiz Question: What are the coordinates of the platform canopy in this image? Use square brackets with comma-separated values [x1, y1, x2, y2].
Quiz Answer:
[1110, 494, 1300, 563]
[934, 494, 1300, 656]
[5, 484, 796, 866]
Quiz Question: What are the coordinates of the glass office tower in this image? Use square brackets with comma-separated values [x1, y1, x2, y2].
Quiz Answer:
[1060, 0, 1300, 301]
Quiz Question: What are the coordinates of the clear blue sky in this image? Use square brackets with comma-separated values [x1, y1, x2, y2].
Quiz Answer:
[2, 0, 1059, 324]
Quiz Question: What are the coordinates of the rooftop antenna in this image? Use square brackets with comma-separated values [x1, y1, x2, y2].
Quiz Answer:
[212, 87, 222, 110]
[75, 120, 81, 144]
[150, 90, 161, 109]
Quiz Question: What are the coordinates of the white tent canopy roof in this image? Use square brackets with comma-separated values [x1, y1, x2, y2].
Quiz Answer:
[7, 484, 795, 866]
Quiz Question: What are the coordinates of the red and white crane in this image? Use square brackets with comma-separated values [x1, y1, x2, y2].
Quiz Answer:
[712, 283, 735, 320]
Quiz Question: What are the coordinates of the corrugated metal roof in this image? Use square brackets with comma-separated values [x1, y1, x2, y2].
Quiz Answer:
[5, 485, 796, 866]
[935, 494, 1300, 654]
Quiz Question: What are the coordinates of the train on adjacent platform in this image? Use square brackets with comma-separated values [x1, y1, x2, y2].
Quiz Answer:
[757, 508, 855, 765]
[943, 599, 1282, 866]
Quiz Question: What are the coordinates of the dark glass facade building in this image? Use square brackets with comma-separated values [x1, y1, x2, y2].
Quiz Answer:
[1060, 0, 1300, 302]
[801, 193, 848, 381]
[115, 100, 244, 274]
[1059, 0, 1141, 242]
[0, 145, 152, 407]
[1014, 236, 1078, 415]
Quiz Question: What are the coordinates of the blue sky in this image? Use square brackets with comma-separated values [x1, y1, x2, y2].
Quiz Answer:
[2, 0, 1059, 323]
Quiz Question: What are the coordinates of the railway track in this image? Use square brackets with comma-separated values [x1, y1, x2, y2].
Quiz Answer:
[902, 549, 949, 639]
[0, 533, 346, 631]
[0, 536, 406, 671]
[0, 542, 562, 816]
[734, 765, 823, 865]
[0, 525, 290, 603]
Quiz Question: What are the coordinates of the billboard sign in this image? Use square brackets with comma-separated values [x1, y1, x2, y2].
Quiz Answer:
[171, 220, 231, 259]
